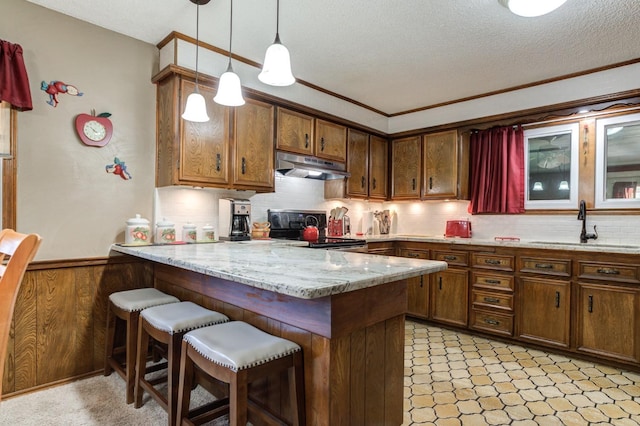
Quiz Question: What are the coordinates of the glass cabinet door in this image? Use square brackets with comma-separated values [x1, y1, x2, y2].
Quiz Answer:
[596, 112, 640, 208]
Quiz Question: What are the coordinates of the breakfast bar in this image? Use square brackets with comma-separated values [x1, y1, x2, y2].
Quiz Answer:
[111, 241, 447, 426]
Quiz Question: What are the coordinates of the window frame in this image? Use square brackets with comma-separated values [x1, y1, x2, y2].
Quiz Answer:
[0, 101, 17, 230]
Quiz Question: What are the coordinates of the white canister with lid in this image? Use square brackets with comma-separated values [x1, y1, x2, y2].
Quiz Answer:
[126, 214, 151, 245]
[182, 223, 197, 243]
[202, 224, 215, 242]
[155, 218, 176, 244]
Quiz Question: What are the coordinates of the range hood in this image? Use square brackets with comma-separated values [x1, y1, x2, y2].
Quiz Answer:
[275, 151, 350, 180]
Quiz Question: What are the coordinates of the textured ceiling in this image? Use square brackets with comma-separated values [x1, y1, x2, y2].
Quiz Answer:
[25, 0, 640, 116]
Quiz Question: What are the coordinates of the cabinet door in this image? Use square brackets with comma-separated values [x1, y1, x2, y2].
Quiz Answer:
[233, 98, 275, 190]
[391, 136, 421, 200]
[518, 278, 570, 349]
[179, 80, 230, 186]
[369, 136, 388, 200]
[346, 129, 369, 198]
[276, 107, 313, 155]
[407, 275, 429, 319]
[431, 268, 468, 327]
[422, 130, 458, 198]
[576, 282, 639, 363]
[315, 119, 347, 162]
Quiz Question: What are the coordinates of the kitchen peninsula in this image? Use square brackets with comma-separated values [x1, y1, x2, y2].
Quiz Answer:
[111, 242, 447, 426]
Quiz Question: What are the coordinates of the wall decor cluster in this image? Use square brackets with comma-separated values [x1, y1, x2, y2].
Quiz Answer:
[40, 80, 83, 107]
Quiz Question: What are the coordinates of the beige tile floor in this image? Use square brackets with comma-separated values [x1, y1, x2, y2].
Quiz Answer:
[403, 320, 640, 426]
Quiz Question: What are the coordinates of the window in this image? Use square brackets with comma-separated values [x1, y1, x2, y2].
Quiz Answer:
[595, 112, 640, 209]
[524, 123, 579, 210]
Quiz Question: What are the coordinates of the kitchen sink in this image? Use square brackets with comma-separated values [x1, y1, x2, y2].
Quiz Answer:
[530, 241, 638, 249]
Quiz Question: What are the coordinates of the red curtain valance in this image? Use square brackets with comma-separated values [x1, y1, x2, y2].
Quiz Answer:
[468, 126, 525, 214]
[0, 39, 33, 111]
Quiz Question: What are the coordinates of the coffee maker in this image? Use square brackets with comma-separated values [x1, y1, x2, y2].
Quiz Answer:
[219, 198, 251, 241]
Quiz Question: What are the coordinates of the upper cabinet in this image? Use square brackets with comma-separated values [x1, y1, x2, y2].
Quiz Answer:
[155, 72, 274, 192]
[276, 108, 314, 156]
[345, 130, 389, 200]
[315, 119, 347, 162]
[422, 130, 459, 199]
[391, 136, 422, 200]
[369, 135, 389, 200]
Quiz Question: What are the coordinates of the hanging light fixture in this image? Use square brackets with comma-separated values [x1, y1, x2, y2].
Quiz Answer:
[182, 0, 211, 122]
[258, 0, 295, 86]
[533, 181, 544, 191]
[214, 0, 245, 106]
[498, 0, 567, 17]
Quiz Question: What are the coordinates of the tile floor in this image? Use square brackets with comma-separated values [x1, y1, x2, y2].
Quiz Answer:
[403, 320, 640, 426]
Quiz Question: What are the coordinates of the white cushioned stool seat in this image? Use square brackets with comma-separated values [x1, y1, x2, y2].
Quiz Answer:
[184, 321, 301, 371]
[109, 288, 179, 312]
[141, 301, 228, 334]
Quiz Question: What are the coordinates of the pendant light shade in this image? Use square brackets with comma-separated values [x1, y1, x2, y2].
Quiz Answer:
[182, 0, 210, 122]
[259, 0, 295, 86]
[499, 0, 567, 17]
[214, 0, 245, 106]
[558, 180, 570, 191]
[532, 181, 544, 191]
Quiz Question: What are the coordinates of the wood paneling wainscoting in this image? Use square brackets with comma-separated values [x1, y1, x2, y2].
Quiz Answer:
[1, 255, 153, 398]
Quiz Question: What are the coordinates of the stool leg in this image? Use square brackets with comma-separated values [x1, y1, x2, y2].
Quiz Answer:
[289, 352, 306, 426]
[104, 304, 116, 376]
[176, 340, 194, 426]
[168, 333, 183, 426]
[125, 312, 139, 405]
[229, 371, 248, 426]
[134, 317, 150, 409]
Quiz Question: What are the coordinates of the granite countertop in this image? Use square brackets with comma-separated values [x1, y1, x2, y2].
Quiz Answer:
[358, 234, 640, 254]
[110, 241, 447, 299]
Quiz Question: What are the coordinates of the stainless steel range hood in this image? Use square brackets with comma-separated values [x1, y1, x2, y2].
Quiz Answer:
[275, 151, 350, 180]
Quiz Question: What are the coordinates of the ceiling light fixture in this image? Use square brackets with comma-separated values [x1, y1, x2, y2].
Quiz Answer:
[181, 0, 211, 122]
[533, 181, 544, 191]
[258, 0, 295, 86]
[558, 180, 570, 191]
[214, 0, 245, 106]
[499, 0, 567, 17]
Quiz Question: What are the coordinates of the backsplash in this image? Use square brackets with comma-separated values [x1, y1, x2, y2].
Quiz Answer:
[155, 176, 640, 245]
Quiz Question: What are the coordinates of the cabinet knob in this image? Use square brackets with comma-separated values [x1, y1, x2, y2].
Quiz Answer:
[484, 259, 501, 265]
[535, 263, 554, 269]
[596, 268, 620, 275]
[372, 178, 377, 189]
[321, 137, 325, 151]
[241, 157, 246, 174]
[485, 279, 501, 285]
[443, 255, 457, 261]
[588, 295, 593, 313]
[555, 291, 560, 308]
[483, 297, 500, 304]
[216, 153, 221, 172]
[305, 133, 309, 148]
[438, 276, 442, 290]
[484, 318, 500, 326]
[361, 176, 366, 188]
[429, 176, 433, 189]
[412, 178, 416, 191]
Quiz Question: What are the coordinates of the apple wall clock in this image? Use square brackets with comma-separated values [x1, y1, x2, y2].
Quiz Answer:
[75, 110, 113, 147]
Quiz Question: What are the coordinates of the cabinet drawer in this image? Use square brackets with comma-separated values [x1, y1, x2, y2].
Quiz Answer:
[472, 272, 514, 292]
[472, 253, 514, 272]
[520, 257, 571, 277]
[433, 250, 469, 267]
[578, 261, 640, 284]
[472, 289, 513, 312]
[470, 309, 513, 336]
[398, 249, 429, 259]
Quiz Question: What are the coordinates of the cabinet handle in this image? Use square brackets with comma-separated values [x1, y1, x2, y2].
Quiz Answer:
[534, 263, 554, 269]
[372, 178, 377, 189]
[420, 276, 424, 288]
[361, 176, 366, 188]
[321, 137, 325, 151]
[588, 295, 593, 313]
[438, 276, 442, 290]
[484, 318, 500, 326]
[305, 133, 309, 148]
[429, 176, 433, 189]
[241, 157, 246, 174]
[407, 253, 420, 258]
[484, 259, 501, 265]
[555, 291, 560, 308]
[483, 297, 500, 304]
[596, 268, 620, 275]
[412, 178, 416, 190]
[485, 279, 501, 285]
[443, 255, 457, 261]
[216, 153, 221, 172]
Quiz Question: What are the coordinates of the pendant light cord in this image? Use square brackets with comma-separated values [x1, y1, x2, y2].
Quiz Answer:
[276, 0, 280, 35]
[195, 3, 200, 87]
[228, 0, 233, 62]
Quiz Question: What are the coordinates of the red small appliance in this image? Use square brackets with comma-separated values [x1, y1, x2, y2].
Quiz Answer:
[445, 220, 472, 238]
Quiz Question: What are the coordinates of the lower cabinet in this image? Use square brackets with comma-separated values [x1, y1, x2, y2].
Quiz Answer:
[518, 277, 570, 348]
[431, 269, 468, 327]
[575, 282, 640, 364]
[398, 248, 430, 319]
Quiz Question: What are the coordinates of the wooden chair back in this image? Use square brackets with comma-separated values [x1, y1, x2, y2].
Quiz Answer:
[0, 229, 41, 401]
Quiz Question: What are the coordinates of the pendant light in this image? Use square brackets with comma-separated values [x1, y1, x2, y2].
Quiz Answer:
[182, 0, 211, 122]
[258, 0, 295, 86]
[499, 0, 567, 17]
[214, 0, 245, 106]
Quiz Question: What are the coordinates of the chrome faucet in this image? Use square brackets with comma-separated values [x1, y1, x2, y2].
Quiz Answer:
[578, 200, 598, 243]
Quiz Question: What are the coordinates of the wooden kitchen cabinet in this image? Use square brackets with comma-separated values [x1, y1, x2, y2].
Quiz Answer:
[346, 129, 369, 198]
[367, 242, 396, 256]
[232, 98, 275, 191]
[275, 107, 313, 156]
[399, 248, 430, 319]
[422, 130, 458, 199]
[315, 119, 347, 162]
[518, 277, 570, 348]
[369, 135, 388, 200]
[431, 268, 469, 327]
[391, 136, 421, 200]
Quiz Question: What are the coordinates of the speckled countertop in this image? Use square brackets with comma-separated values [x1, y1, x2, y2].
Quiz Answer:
[358, 234, 640, 254]
[110, 241, 448, 299]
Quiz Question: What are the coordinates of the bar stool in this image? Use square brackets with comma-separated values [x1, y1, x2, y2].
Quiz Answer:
[176, 321, 305, 426]
[134, 301, 229, 426]
[104, 288, 180, 404]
